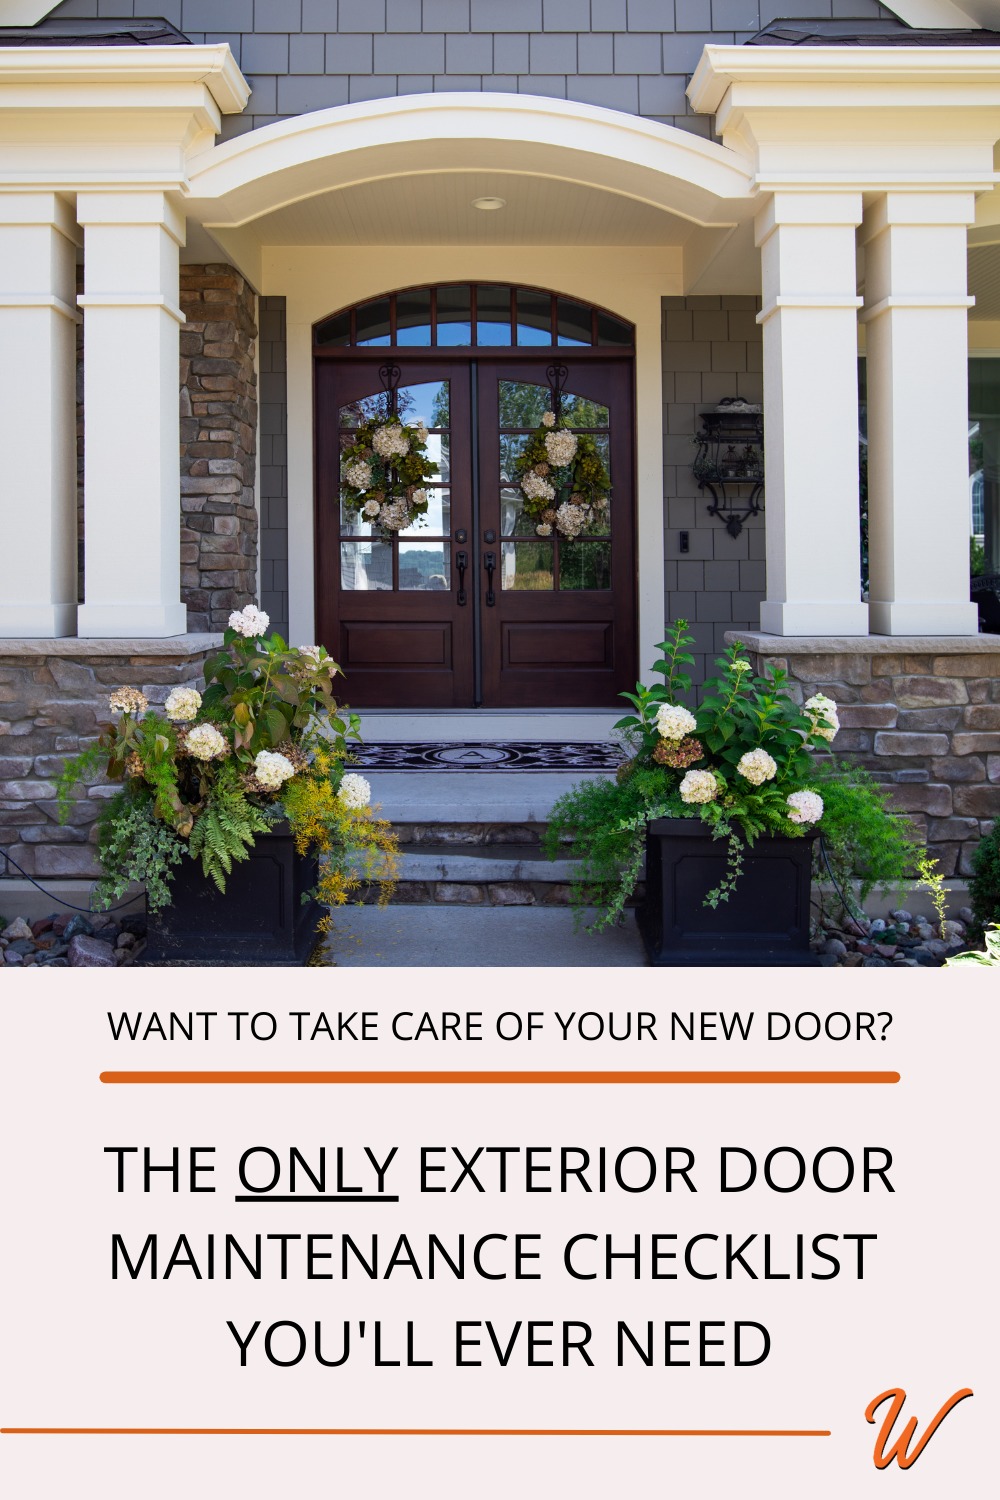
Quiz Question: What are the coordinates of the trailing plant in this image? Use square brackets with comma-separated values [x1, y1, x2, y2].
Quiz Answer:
[58, 605, 397, 916]
[92, 792, 187, 913]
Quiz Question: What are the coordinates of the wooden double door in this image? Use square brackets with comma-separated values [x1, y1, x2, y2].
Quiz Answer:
[315, 355, 636, 708]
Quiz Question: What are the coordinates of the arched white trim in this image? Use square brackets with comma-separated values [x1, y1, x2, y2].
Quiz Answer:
[186, 92, 753, 233]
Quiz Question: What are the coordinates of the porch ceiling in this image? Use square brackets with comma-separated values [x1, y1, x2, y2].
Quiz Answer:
[193, 169, 705, 249]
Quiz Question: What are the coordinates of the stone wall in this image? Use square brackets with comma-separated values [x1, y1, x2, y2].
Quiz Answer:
[179, 265, 259, 632]
[735, 634, 1000, 876]
[0, 639, 219, 881]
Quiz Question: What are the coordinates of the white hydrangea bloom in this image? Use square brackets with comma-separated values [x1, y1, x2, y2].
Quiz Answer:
[541, 411, 557, 428]
[228, 604, 270, 639]
[415, 422, 429, 444]
[655, 703, 698, 741]
[108, 687, 148, 715]
[164, 686, 202, 722]
[371, 424, 410, 460]
[536, 523, 553, 537]
[337, 772, 372, 810]
[410, 488, 428, 507]
[554, 501, 585, 538]
[378, 499, 411, 531]
[544, 428, 578, 466]
[254, 749, 296, 789]
[804, 693, 840, 742]
[737, 748, 778, 785]
[297, 645, 322, 664]
[730, 658, 753, 675]
[344, 460, 373, 490]
[185, 723, 228, 761]
[362, 498, 381, 518]
[680, 769, 718, 804]
[787, 790, 824, 825]
[522, 471, 556, 503]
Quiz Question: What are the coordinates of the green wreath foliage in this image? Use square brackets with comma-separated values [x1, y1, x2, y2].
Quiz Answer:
[514, 414, 611, 539]
[340, 416, 438, 532]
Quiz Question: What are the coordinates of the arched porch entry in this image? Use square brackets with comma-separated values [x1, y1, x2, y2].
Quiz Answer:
[314, 284, 636, 708]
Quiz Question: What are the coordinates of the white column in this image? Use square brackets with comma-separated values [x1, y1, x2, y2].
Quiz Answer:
[756, 192, 869, 635]
[76, 191, 187, 637]
[862, 193, 979, 635]
[0, 193, 79, 636]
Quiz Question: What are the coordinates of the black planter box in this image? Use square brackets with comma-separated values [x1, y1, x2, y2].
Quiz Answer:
[636, 817, 818, 967]
[144, 825, 323, 966]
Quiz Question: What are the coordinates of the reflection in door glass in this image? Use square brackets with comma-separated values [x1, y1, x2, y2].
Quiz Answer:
[499, 381, 548, 430]
[400, 486, 451, 536]
[477, 285, 512, 346]
[559, 540, 612, 590]
[500, 487, 537, 536]
[516, 289, 552, 346]
[395, 288, 432, 346]
[355, 298, 391, 346]
[340, 541, 392, 590]
[339, 381, 449, 431]
[399, 542, 451, 590]
[501, 540, 553, 590]
[498, 381, 609, 431]
[437, 285, 472, 346]
[557, 297, 592, 347]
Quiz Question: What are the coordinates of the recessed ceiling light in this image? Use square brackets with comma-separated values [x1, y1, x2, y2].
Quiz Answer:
[472, 196, 506, 211]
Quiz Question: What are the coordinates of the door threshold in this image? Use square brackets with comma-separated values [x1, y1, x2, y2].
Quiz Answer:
[357, 709, 623, 743]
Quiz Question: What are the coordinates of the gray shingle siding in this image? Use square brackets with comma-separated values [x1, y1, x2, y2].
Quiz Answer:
[48, 0, 895, 141]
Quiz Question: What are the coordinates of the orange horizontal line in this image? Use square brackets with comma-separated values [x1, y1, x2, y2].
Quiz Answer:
[99, 1071, 899, 1086]
[1, 1427, 831, 1438]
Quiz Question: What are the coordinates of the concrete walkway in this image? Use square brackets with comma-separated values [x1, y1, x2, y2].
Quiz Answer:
[326, 905, 646, 966]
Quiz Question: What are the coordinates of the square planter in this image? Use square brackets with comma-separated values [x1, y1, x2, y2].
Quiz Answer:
[636, 817, 818, 967]
[144, 825, 323, 966]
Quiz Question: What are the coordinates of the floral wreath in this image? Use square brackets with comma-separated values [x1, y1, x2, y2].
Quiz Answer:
[341, 414, 439, 534]
[514, 408, 611, 541]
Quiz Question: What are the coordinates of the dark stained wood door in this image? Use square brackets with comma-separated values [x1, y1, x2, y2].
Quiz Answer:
[315, 355, 635, 708]
[315, 359, 474, 707]
[477, 359, 636, 708]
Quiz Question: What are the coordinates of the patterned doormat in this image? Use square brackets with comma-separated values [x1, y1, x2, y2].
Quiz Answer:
[352, 741, 625, 772]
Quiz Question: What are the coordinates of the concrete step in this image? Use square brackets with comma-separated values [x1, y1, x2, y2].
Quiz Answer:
[357, 839, 589, 907]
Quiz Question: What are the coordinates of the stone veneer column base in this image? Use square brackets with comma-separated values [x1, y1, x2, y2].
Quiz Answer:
[0, 635, 221, 881]
[728, 632, 1000, 877]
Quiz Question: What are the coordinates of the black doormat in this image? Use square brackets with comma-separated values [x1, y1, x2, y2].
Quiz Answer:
[352, 741, 625, 772]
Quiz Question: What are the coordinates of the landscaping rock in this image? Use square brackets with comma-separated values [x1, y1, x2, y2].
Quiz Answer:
[2, 917, 33, 942]
[62, 914, 94, 940]
[842, 951, 864, 967]
[822, 937, 848, 958]
[5, 950, 24, 965]
[67, 934, 117, 967]
[862, 956, 889, 967]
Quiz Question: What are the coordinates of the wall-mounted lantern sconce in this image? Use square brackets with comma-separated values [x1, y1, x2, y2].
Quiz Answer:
[692, 398, 764, 537]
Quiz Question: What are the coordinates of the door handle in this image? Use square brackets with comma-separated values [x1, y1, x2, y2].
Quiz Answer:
[484, 551, 496, 607]
[455, 550, 468, 606]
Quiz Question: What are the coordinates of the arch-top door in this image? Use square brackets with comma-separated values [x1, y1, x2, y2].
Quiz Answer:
[314, 285, 636, 709]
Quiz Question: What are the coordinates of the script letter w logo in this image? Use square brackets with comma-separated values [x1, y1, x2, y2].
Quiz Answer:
[865, 1387, 973, 1470]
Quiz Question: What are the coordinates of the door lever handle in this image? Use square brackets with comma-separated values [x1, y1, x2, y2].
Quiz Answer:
[484, 551, 496, 607]
[455, 550, 468, 606]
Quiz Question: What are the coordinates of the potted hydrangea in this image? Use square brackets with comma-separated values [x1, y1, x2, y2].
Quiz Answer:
[58, 606, 397, 965]
[546, 621, 842, 965]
